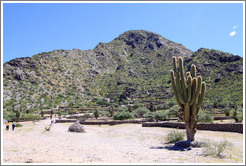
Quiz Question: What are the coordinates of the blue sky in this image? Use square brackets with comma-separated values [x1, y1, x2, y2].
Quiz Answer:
[3, 2, 244, 63]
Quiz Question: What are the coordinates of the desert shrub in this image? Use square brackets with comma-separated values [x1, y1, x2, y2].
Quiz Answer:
[197, 111, 213, 123]
[154, 110, 169, 122]
[233, 108, 243, 123]
[15, 123, 22, 127]
[93, 110, 99, 119]
[165, 130, 185, 143]
[67, 109, 77, 115]
[202, 139, 232, 158]
[113, 111, 134, 120]
[83, 113, 92, 119]
[144, 110, 169, 122]
[20, 113, 41, 121]
[3, 111, 16, 122]
[40, 110, 44, 117]
[118, 106, 128, 112]
[143, 112, 155, 121]
[167, 101, 176, 109]
[223, 108, 230, 117]
[108, 107, 115, 117]
[100, 110, 110, 117]
[134, 107, 150, 118]
[133, 102, 143, 109]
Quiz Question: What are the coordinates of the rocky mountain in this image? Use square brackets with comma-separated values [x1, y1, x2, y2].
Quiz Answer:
[3, 30, 243, 112]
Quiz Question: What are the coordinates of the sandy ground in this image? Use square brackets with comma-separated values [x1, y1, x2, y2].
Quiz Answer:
[2, 119, 244, 164]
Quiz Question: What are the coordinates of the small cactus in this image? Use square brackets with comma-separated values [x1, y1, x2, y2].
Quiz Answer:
[170, 56, 206, 141]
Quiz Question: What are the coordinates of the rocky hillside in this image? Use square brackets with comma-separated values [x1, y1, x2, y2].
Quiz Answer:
[3, 30, 243, 112]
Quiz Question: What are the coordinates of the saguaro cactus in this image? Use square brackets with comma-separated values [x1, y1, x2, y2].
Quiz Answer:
[170, 56, 206, 141]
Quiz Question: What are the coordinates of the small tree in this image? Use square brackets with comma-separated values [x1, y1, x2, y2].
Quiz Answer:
[94, 109, 99, 119]
[16, 110, 21, 123]
[170, 56, 206, 141]
[50, 110, 54, 119]
[40, 110, 44, 118]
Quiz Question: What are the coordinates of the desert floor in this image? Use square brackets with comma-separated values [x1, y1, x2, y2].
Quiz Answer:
[2, 119, 244, 164]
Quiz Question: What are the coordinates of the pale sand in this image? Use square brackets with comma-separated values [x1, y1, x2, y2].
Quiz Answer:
[2, 119, 244, 164]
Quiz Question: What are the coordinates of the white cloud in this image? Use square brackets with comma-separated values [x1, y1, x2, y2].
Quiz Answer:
[229, 30, 237, 37]
[233, 25, 238, 29]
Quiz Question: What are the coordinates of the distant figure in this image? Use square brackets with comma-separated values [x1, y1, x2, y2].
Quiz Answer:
[51, 119, 56, 125]
[6, 122, 10, 131]
[12, 122, 16, 131]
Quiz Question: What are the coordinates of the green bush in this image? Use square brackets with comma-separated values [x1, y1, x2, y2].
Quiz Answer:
[113, 111, 134, 120]
[93, 110, 99, 119]
[202, 139, 232, 158]
[198, 111, 214, 123]
[154, 110, 169, 122]
[134, 107, 150, 118]
[144, 110, 169, 122]
[118, 106, 128, 112]
[233, 108, 243, 123]
[165, 130, 185, 143]
[15, 123, 22, 127]
[20, 113, 41, 121]
[3, 111, 16, 122]
[133, 102, 143, 109]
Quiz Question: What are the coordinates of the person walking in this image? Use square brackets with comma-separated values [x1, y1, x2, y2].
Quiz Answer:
[12, 122, 16, 131]
[6, 122, 10, 131]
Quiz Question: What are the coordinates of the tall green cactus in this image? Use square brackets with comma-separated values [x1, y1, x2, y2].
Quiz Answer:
[170, 56, 206, 141]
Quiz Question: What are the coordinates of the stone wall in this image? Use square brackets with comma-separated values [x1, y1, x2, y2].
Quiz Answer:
[142, 122, 243, 133]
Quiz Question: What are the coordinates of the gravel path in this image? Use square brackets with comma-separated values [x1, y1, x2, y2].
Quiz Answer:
[2, 119, 244, 164]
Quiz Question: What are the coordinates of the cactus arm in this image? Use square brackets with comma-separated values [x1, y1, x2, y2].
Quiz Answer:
[197, 82, 206, 108]
[194, 76, 202, 105]
[170, 70, 183, 107]
[191, 64, 196, 78]
[175, 72, 185, 105]
[172, 56, 177, 71]
[187, 76, 192, 102]
[179, 57, 188, 102]
[190, 78, 197, 105]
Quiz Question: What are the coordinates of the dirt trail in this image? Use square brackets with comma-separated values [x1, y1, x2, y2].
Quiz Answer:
[2, 119, 244, 164]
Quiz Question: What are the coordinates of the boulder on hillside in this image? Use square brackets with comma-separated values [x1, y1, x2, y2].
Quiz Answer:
[68, 121, 85, 133]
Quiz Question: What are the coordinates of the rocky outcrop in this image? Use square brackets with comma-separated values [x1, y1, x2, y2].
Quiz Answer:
[68, 121, 85, 133]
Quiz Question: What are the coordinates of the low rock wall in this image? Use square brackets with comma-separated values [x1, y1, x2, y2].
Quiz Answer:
[142, 122, 243, 133]
[56, 119, 148, 125]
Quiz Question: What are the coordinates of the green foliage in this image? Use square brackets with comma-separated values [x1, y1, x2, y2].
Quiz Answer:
[118, 106, 128, 112]
[15, 123, 22, 127]
[113, 111, 134, 120]
[3, 111, 16, 122]
[223, 107, 230, 117]
[133, 102, 143, 109]
[83, 113, 92, 119]
[165, 130, 185, 143]
[197, 111, 214, 123]
[202, 139, 232, 158]
[93, 109, 99, 119]
[108, 107, 115, 117]
[144, 110, 169, 122]
[233, 108, 243, 123]
[133, 107, 150, 118]
[20, 113, 41, 121]
[40, 110, 44, 117]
